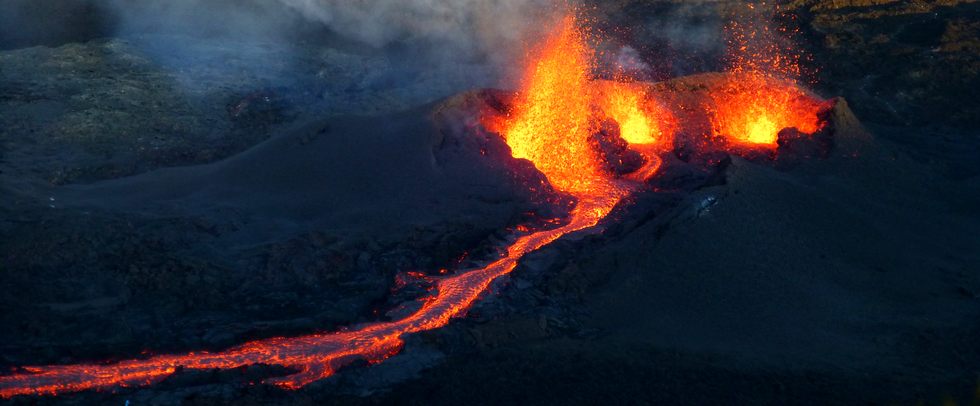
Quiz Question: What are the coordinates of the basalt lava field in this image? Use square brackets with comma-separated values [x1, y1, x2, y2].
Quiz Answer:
[1, 1, 978, 405]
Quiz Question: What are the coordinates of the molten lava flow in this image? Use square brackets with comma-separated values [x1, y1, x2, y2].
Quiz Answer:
[0, 196, 624, 398]
[0, 13, 661, 399]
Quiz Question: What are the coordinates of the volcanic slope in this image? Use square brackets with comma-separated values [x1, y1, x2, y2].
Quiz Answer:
[2, 74, 978, 404]
[365, 93, 980, 405]
[584, 121, 980, 372]
[51, 102, 542, 243]
[0, 102, 544, 368]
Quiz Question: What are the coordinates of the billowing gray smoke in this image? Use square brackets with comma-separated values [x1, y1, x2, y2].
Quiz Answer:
[1, 0, 565, 109]
[99, 0, 560, 93]
[279, 0, 555, 65]
[104, 0, 302, 42]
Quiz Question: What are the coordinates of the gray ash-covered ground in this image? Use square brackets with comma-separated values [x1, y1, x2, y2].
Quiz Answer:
[1, 1, 979, 405]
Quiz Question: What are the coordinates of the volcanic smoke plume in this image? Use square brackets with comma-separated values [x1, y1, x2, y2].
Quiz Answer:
[98, 0, 557, 91]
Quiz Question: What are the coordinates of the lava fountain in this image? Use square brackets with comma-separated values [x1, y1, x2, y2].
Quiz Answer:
[0, 14, 666, 399]
[708, 4, 824, 146]
[708, 73, 825, 146]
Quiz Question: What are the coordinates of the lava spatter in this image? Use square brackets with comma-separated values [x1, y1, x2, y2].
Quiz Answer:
[708, 3, 824, 146]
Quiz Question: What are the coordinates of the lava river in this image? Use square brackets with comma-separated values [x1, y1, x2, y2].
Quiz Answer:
[0, 193, 629, 398]
[0, 13, 826, 398]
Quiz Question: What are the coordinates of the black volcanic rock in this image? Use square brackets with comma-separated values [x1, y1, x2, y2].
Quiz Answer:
[0, 98, 540, 370]
[591, 119, 648, 176]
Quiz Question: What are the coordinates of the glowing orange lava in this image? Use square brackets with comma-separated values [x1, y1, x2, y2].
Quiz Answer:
[0, 13, 663, 399]
[709, 73, 824, 146]
[597, 81, 670, 147]
[495, 15, 607, 195]
[708, 3, 823, 146]
[490, 16, 672, 186]
[0, 196, 624, 398]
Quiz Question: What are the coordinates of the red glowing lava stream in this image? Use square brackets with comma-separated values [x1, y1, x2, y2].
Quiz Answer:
[0, 186, 635, 398]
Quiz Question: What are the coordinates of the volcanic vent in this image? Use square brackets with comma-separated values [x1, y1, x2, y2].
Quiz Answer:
[0, 11, 848, 399]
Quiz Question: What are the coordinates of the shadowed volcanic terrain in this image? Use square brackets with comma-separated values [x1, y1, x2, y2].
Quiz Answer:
[1, 1, 979, 405]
